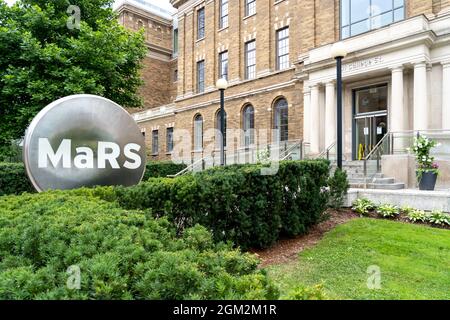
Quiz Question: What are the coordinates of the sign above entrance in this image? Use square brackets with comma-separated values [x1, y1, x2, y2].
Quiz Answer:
[343, 56, 383, 73]
[23, 95, 146, 192]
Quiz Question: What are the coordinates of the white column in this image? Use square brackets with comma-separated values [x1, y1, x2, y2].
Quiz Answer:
[442, 62, 450, 129]
[324, 81, 336, 149]
[414, 62, 429, 131]
[391, 66, 404, 133]
[310, 85, 320, 154]
[303, 89, 311, 143]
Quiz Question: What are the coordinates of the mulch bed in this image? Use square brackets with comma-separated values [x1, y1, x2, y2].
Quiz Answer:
[250, 209, 359, 268]
[251, 209, 450, 268]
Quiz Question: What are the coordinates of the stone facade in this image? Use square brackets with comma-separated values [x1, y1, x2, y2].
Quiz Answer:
[121, 0, 450, 164]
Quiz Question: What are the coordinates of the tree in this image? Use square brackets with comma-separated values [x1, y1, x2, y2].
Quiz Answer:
[0, 0, 147, 155]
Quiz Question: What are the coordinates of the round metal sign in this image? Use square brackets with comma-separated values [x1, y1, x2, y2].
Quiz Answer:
[23, 94, 146, 192]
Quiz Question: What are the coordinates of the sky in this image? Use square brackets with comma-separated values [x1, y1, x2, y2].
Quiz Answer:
[4, 0, 175, 12]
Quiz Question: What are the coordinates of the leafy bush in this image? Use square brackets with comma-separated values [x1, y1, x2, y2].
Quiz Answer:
[282, 284, 328, 300]
[376, 204, 400, 218]
[143, 161, 187, 180]
[427, 211, 450, 226]
[401, 206, 416, 215]
[0, 193, 278, 300]
[407, 209, 428, 223]
[0, 163, 34, 196]
[113, 160, 330, 249]
[327, 168, 350, 209]
[352, 198, 375, 216]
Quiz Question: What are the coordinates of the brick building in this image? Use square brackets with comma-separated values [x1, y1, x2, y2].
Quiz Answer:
[119, 0, 450, 183]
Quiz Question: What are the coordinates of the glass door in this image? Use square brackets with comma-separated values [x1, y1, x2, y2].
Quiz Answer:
[353, 84, 388, 160]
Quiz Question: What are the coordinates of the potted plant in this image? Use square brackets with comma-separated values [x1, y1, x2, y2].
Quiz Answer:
[410, 135, 440, 191]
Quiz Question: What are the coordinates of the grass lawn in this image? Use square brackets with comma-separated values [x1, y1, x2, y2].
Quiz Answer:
[267, 218, 450, 300]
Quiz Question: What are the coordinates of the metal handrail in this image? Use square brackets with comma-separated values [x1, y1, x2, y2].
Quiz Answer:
[168, 155, 212, 178]
[362, 132, 392, 187]
[316, 141, 337, 160]
[281, 140, 303, 161]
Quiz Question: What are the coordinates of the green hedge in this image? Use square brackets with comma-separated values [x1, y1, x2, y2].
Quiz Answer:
[0, 161, 188, 196]
[0, 193, 278, 300]
[113, 160, 330, 249]
[143, 161, 187, 180]
[0, 163, 34, 196]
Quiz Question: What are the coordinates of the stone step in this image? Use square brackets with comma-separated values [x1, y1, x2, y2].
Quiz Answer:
[372, 177, 396, 184]
[367, 182, 405, 190]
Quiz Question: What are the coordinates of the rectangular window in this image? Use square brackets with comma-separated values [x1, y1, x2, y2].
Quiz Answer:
[219, 51, 228, 80]
[152, 130, 159, 155]
[245, 40, 256, 80]
[245, 0, 256, 17]
[197, 8, 205, 39]
[341, 0, 405, 39]
[276, 27, 289, 70]
[219, 0, 229, 29]
[197, 60, 205, 93]
[173, 28, 179, 56]
[166, 127, 174, 153]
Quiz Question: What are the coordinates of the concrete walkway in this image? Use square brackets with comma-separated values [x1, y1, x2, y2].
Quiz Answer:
[346, 188, 450, 212]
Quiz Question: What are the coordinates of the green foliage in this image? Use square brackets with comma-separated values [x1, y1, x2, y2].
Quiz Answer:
[0, 193, 278, 300]
[406, 209, 428, 223]
[113, 160, 330, 249]
[0, 163, 34, 196]
[410, 135, 440, 179]
[0, 0, 146, 149]
[282, 284, 328, 300]
[143, 161, 187, 180]
[428, 211, 450, 226]
[327, 168, 350, 209]
[351, 198, 375, 216]
[376, 204, 400, 218]
[401, 206, 416, 215]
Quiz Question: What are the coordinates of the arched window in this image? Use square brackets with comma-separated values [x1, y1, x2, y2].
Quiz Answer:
[242, 105, 255, 147]
[274, 98, 288, 142]
[194, 114, 203, 151]
[216, 110, 227, 148]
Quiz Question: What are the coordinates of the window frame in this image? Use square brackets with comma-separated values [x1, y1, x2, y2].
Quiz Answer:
[276, 27, 290, 71]
[219, 51, 229, 80]
[245, 40, 256, 80]
[197, 7, 205, 40]
[274, 98, 289, 142]
[194, 114, 204, 151]
[245, 0, 256, 17]
[242, 105, 255, 148]
[151, 130, 159, 155]
[166, 127, 174, 153]
[219, 0, 229, 29]
[197, 60, 205, 93]
[340, 0, 406, 39]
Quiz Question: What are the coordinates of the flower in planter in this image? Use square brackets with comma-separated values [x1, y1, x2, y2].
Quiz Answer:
[410, 135, 440, 181]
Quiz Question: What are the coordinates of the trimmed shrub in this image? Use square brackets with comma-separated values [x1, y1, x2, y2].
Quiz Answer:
[0, 163, 34, 196]
[143, 161, 187, 180]
[113, 160, 330, 249]
[0, 193, 278, 300]
[327, 168, 350, 209]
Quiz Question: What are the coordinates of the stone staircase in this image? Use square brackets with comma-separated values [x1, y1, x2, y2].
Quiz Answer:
[339, 161, 405, 190]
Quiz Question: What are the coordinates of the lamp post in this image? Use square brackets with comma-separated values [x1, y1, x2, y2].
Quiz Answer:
[216, 78, 228, 166]
[331, 42, 347, 170]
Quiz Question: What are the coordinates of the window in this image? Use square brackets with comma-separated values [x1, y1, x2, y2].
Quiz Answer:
[197, 8, 205, 39]
[219, 0, 229, 29]
[276, 27, 289, 70]
[166, 127, 174, 153]
[152, 130, 159, 154]
[216, 110, 227, 148]
[245, 40, 256, 80]
[341, 0, 405, 39]
[243, 105, 255, 147]
[219, 51, 228, 80]
[274, 99, 288, 142]
[173, 28, 179, 56]
[245, 0, 256, 17]
[194, 114, 203, 151]
[197, 60, 205, 93]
